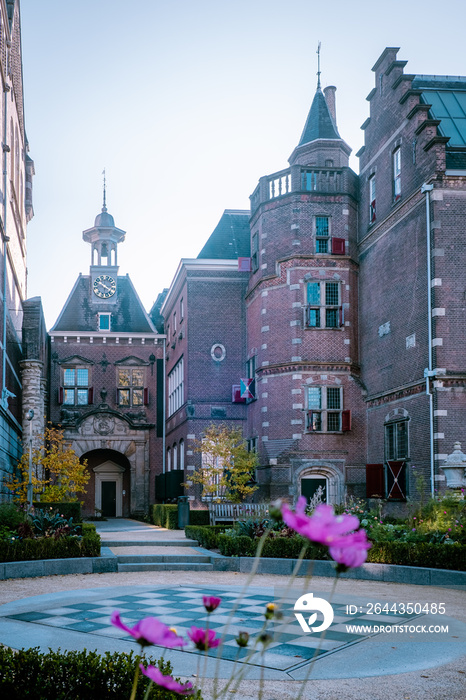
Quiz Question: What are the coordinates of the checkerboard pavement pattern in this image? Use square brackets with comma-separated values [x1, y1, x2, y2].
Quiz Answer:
[6, 586, 420, 671]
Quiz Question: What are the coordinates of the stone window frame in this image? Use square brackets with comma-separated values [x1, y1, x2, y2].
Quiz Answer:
[117, 366, 147, 408]
[314, 215, 331, 254]
[304, 279, 343, 329]
[305, 385, 346, 433]
[61, 366, 92, 406]
[384, 417, 409, 461]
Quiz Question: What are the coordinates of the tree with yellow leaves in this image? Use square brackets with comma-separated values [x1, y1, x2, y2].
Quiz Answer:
[187, 424, 258, 503]
[7, 426, 89, 503]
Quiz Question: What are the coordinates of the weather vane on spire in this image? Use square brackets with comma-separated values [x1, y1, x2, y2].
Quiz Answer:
[102, 169, 107, 212]
[317, 41, 321, 89]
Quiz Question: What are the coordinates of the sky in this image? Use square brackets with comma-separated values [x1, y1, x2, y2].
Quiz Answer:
[20, 0, 466, 328]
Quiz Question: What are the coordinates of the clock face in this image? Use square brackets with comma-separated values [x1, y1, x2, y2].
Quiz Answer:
[93, 275, 116, 299]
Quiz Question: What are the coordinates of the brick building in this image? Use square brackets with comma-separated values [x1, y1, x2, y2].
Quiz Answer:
[47, 202, 164, 517]
[161, 48, 466, 509]
[358, 48, 466, 502]
[157, 210, 250, 501]
[0, 0, 37, 499]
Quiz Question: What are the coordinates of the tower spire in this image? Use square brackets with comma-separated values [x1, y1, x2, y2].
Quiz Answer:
[316, 41, 321, 89]
[102, 169, 107, 212]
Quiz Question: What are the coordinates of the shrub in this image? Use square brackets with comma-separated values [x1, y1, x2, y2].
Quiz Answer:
[189, 509, 210, 526]
[262, 536, 327, 560]
[367, 541, 466, 571]
[218, 534, 255, 557]
[0, 523, 100, 562]
[151, 504, 178, 529]
[0, 647, 201, 700]
[33, 502, 82, 523]
[0, 503, 26, 529]
[185, 525, 226, 549]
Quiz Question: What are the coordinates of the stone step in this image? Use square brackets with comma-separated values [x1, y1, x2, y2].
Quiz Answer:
[101, 539, 199, 547]
[117, 562, 214, 572]
[116, 554, 211, 564]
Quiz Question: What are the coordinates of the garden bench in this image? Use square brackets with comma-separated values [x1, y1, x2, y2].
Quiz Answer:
[208, 502, 269, 525]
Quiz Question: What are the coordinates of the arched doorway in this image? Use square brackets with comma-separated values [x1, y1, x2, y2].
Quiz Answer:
[81, 449, 131, 518]
[301, 475, 328, 504]
[294, 461, 344, 505]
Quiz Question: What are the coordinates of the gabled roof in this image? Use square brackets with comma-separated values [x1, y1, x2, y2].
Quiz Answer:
[414, 75, 466, 147]
[197, 210, 250, 259]
[298, 88, 340, 146]
[50, 275, 156, 333]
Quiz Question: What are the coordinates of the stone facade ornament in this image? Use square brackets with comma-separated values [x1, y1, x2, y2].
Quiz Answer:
[441, 442, 466, 489]
[93, 415, 115, 435]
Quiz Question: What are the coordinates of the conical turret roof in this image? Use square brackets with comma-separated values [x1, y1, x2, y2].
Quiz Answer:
[298, 87, 340, 146]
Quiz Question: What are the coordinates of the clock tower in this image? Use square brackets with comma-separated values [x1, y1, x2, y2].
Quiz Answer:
[82, 189, 126, 304]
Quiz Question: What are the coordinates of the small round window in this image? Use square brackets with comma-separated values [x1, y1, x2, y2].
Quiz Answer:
[211, 344, 226, 362]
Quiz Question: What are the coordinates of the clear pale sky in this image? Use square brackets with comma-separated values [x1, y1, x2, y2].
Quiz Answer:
[20, 0, 466, 327]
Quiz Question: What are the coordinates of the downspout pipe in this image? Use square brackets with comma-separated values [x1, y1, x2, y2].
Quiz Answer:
[421, 182, 435, 498]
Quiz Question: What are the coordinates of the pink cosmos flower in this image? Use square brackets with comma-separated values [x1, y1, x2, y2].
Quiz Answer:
[188, 625, 221, 651]
[282, 499, 360, 546]
[110, 611, 186, 648]
[329, 529, 372, 569]
[140, 664, 194, 695]
[203, 595, 222, 613]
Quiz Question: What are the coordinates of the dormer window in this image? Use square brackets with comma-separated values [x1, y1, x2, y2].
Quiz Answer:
[99, 313, 111, 331]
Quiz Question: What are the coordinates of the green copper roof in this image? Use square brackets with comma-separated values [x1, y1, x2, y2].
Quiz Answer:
[414, 75, 466, 147]
[298, 88, 340, 146]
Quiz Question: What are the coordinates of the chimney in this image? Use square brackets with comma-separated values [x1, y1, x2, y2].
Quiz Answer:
[323, 86, 337, 126]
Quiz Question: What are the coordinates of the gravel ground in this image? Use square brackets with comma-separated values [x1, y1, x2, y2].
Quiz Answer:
[0, 569, 464, 699]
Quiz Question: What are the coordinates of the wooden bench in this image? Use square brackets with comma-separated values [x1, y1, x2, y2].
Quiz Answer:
[208, 502, 269, 526]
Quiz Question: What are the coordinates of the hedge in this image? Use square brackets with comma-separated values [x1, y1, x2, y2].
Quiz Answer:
[367, 541, 466, 571]
[33, 502, 82, 523]
[0, 523, 100, 563]
[152, 504, 178, 529]
[0, 647, 202, 700]
[151, 505, 210, 529]
[216, 535, 466, 570]
[185, 525, 226, 549]
[217, 534, 328, 559]
[218, 534, 256, 557]
[189, 509, 210, 526]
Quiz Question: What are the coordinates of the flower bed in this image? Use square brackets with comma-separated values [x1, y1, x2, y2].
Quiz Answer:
[0, 523, 100, 563]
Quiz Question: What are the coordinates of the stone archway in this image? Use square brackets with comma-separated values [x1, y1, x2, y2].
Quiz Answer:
[94, 461, 125, 517]
[80, 448, 132, 518]
[293, 461, 344, 505]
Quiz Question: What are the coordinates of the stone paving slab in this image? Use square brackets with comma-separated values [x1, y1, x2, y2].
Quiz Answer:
[1, 571, 465, 699]
[109, 546, 201, 555]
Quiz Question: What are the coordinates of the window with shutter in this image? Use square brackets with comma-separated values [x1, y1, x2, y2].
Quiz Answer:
[305, 386, 345, 432]
[61, 367, 90, 405]
[305, 281, 341, 329]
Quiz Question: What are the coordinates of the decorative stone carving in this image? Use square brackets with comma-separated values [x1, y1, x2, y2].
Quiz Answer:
[93, 415, 115, 435]
[441, 442, 466, 489]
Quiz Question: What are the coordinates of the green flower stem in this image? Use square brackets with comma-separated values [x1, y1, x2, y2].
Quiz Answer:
[212, 527, 272, 699]
[295, 572, 340, 700]
[201, 615, 211, 685]
[143, 679, 154, 700]
[220, 620, 269, 698]
[129, 654, 141, 700]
